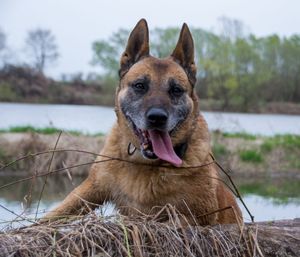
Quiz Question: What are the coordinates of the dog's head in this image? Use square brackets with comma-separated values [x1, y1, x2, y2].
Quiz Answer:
[116, 19, 199, 167]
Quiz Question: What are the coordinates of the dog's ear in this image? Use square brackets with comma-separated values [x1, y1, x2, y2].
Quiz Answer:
[119, 19, 149, 78]
[171, 23, 196, 86]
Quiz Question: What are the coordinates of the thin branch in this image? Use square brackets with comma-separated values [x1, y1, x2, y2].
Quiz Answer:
[35, 131, 62, 220]
[210, 153, 254, 222]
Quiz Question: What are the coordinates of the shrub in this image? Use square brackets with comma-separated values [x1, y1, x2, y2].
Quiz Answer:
[239, 150, 263, 163]
[212, 143, 227, 158]
[222, 132, 256, 140]
[261, 134, 300, 152]
[0, 82, 18, 101]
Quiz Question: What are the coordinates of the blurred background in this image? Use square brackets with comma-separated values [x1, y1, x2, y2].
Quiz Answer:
[0, 0, 299, 229]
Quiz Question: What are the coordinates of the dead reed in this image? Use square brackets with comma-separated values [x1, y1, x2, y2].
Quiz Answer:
[0, 205, 259, 257]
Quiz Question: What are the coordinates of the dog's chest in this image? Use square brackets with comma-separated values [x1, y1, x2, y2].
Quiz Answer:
[112, 168, 215, 211]
[112, 168, 184, 207]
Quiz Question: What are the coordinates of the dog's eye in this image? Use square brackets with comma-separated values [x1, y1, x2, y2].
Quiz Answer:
[169, 85, 184, 97]
[132, 83, 147, 93]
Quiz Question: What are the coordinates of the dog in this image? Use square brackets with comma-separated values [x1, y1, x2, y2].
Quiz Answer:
[45, 19, 242, 225]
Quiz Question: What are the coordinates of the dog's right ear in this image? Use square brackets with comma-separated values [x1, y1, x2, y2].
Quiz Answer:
[119, 19, 150, 78]
[171, 23, 196, 86]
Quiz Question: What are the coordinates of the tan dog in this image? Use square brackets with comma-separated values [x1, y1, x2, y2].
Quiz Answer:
[46, 19, 242, 225]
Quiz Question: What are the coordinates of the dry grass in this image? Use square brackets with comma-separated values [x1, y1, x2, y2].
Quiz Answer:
[0, 132, 104, 175]
[0, 205, 258, 257]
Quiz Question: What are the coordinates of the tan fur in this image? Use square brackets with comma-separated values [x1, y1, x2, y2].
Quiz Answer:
[45, 19, 242, 225]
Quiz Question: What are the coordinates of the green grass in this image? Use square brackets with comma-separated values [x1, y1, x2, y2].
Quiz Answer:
[261, 134, 300, 152]
[0, 126, 106, 137]
[221, 132, 257, 140]
[239, 179, 300, 204]
[220, 133, 300, 149]
[239, 149, 263, 163]
[92, 132, 105, 137]
[0, 126, 82, 135]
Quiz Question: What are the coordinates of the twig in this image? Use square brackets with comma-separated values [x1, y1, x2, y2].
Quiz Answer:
[0, 203, 39, 226]
[210, 153, 254, 222]
[35, 132, 62, 220]
[0, 159, 113, 190]
[0, 148, 216, 172]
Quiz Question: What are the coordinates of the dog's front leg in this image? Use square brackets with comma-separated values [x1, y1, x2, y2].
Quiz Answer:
[43, 171, 111, 221]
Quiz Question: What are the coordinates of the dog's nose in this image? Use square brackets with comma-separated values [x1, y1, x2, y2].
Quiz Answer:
[146, 108, 168, 128]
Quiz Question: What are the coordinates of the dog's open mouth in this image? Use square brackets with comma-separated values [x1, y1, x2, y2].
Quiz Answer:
[133, 127, 182, 167]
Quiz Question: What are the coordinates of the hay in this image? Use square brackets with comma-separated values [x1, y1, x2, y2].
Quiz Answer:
[0, 206, 255, 257]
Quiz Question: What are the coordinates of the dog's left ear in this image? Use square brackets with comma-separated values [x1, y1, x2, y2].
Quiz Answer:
[171, 23, 196, 86]
[119, 19, 150, 78]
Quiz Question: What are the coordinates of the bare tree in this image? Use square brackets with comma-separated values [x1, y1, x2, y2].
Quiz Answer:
[0, 28, 7, 66]
[217, 16, 248, 41]
[25, 28, 59, 73]
[0, 28, 6, 51]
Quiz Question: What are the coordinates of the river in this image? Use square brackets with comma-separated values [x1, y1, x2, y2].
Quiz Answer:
[0, 174, 299, 230]
[1, 102, 300, 135]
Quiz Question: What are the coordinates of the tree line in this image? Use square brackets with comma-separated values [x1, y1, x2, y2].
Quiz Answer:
[1, 18, 300, 112]
[91, 19, 300, 111]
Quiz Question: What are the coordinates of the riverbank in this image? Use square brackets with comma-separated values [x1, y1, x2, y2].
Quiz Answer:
[1, 66, 300, 114]
[0, 128, 299, 177]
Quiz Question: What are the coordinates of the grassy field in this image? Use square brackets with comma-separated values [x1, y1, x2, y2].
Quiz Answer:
[212, 132, 300, 174]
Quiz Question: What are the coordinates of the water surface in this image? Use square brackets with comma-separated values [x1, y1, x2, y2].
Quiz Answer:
[0, 174, 299, 230]
[1, 102, 300, 135]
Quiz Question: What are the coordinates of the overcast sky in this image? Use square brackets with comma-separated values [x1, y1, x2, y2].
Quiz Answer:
[1, 0, 300, 78]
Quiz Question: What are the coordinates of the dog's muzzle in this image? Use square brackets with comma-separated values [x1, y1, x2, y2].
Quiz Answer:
[126, 111, 182, 167]
[146, 107, 168, 130]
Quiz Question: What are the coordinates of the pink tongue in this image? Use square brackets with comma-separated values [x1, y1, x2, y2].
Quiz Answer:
[148, 130, 182, 167]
